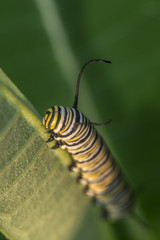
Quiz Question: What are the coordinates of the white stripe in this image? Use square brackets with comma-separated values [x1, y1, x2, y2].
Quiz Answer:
[74, 142, 105, 163]
[87, 163, 115, 184]
[69, 130, 97, 154]
[82, 153, 109, 173]
[64, 107, 76, 135]
[66, 126, 93, 150]
[54, 106, 65, 133]
[54, 108, 82, 141]
[64, 107, 70, 129]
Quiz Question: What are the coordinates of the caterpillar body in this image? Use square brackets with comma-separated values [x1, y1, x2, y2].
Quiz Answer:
[43, 59, 134, 221]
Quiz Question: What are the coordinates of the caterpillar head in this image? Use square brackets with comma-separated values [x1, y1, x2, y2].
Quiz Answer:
[43, 106, 59, 130]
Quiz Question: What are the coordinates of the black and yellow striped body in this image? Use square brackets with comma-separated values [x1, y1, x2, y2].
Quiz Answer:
[43, 105, 133, 220]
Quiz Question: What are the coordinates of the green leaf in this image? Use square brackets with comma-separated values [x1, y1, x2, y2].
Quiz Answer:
[0, 70, 90, 240]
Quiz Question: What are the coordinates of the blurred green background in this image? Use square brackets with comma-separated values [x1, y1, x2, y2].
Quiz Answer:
[0, 0, 160, 239]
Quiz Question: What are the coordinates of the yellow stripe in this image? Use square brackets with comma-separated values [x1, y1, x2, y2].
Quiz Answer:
[68, 129, 96, 153]
[67, 123, 87, 142]
[75, 147, 107, 168]
[43, 117, 45, 126]
[106, 191, 132, 212]
[96, 180, 126, 202]
[45, 108, 53, 128]
[59, 108, 72, 134]
[89, 167, 119, 192]
[82, 157, 113, 180]
[74, 141, 106, 162]
[50, 106, 59, 130]
[72, 136, 101, 160]
[115, 190, 131, 205]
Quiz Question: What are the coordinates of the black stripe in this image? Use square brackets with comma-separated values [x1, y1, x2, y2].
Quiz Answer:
[68, 108, 75, 131]
[61, 117, 91, 143]
[115, 193, 134, 212]
[106, 185, 129, 205]
[57, 108, 75, 137]
[88, 161, 116, 184]
[95, 185, 129, 207]
[54, 106, 61, 129]
[69, 120, 91, 146]
[59, 107, 67, 131]
[81, 151, 111, 174]
[71, 127, 97, 153]
[75, 109, 80, 123]
[48, 107, 55, 128]
[75, 137, 104, 164]
[96, 172, 122, 196]
[45, 110, 51, 126]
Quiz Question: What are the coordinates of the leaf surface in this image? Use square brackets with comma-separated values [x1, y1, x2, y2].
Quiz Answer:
[0, 70, 89, 240]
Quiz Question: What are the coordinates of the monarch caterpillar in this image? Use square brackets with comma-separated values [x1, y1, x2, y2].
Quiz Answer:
[43, 59, 134, 221]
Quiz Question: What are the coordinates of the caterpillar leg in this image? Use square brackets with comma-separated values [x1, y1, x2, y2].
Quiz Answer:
[83, 186, 95, 197]
[45, 130, 53, 133]
[46, 135, 54, 142]
[51, 140, 64, 149]
[51, 143, 59, 149]
[91, 196, 97, 205]
[77, 176, 88, 185]
[101, 208, 109, 219]
[68, 162, 79, 172]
